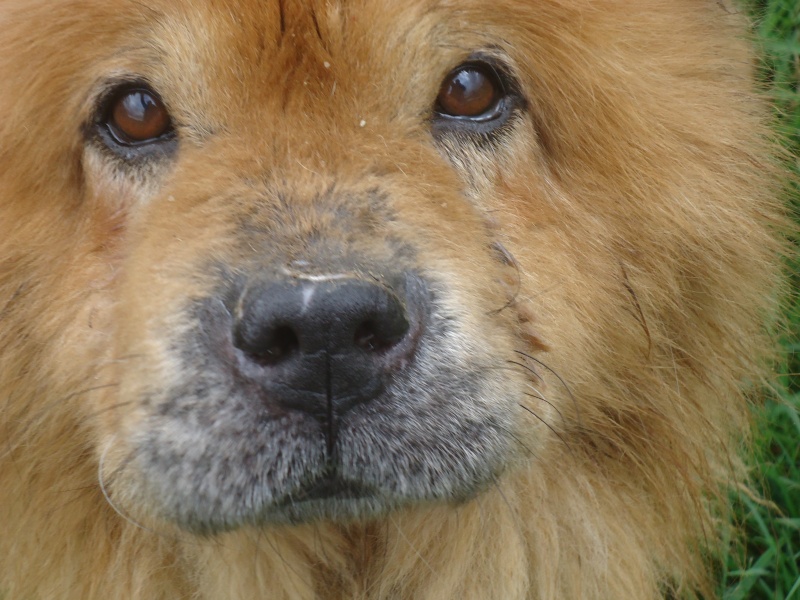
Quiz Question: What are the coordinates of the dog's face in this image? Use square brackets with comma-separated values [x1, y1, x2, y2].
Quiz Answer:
[4, 0, 770, 543]
[82, 0, 567, 532]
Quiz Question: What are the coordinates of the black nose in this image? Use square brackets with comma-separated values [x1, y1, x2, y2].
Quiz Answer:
[233, 278, 414, 417]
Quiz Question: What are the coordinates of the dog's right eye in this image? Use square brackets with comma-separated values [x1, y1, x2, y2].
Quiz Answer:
[436, 65, 501, 120]
[105, 88, 172, 145]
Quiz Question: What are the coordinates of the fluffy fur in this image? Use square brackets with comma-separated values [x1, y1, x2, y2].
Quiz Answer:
[0, 0, 787, 598]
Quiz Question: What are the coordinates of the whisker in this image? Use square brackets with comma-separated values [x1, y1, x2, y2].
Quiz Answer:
[98, 435, 161, 536]
[43, 382, 122, 413]
[514, 351, 582, 426]
[517, 403, 574, 455]
[2, 382, 123, 460]
[388, 514, 437, 576]
[107, 353, 146, 363]
[506, 359, 545, 384]
[488, 474, 526, 542]
[523, 384, 568, 429]
[82, 399, 136, 421]
[487, 241, 521, 315]
[251, 527, 308, 586]
[505, 358, 571, 429]
[488, 420, 538, 459]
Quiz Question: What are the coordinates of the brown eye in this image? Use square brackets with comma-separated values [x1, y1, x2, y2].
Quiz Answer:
[108, 89, 171, 144]
[437, 66, 501, 118]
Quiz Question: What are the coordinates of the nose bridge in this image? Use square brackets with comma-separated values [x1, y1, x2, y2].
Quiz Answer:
[218, 167, 407, 279]
[232, 57, 358, 168]
[201, 57, 411, 224]
[247, 116, 377, 184]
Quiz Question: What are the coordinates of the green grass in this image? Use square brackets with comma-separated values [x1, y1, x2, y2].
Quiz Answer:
[719, 1, 800, 599]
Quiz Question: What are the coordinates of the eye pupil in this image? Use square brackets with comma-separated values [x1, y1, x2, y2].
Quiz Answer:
[109, 89, 170, 143]
[437, 67, 499, 118]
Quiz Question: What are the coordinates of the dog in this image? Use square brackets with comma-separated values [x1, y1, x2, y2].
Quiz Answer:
[0, 0, 787, 598]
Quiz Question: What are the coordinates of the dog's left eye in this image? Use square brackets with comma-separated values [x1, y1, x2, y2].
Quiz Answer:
[432, 58, 522, 137]
[105, 88, 172, 145]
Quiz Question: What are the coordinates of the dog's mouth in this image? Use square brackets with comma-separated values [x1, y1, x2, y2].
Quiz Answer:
[254, 474, 394, 527]
[283, 475, 374, 505]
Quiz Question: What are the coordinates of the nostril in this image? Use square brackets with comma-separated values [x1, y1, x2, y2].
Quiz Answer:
[354, 319, 381, 352]
[353, 317, 407, 353]
[261, 325, 300, 364]
[236, 324, 300, 366]
[353, 320, 378, 351]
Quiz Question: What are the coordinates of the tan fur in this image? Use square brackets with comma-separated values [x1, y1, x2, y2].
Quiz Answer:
[0, 1, 787, 598]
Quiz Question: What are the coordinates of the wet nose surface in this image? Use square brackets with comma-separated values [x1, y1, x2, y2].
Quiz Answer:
[233, 278, 414, 417]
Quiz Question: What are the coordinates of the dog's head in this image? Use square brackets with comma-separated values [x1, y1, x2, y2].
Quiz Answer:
[1, 0, 780, 539]
[73, 1, 544, 532]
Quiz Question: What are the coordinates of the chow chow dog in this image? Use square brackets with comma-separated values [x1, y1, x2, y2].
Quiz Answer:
[0, 0, 787, 598]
